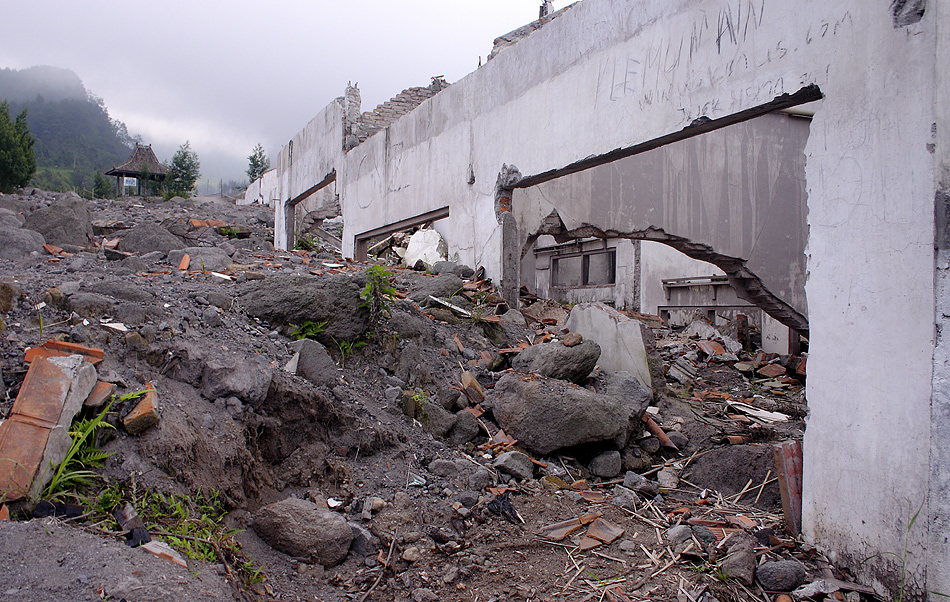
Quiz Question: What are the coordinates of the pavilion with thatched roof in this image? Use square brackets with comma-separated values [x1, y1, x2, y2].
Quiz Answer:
[105, 143, 168, 196]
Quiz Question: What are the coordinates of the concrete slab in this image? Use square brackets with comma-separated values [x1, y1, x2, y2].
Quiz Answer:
[564, 303, 651, 389]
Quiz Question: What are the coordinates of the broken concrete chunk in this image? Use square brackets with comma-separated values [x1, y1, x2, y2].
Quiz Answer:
[564, 303, 653, 388]
[403, 229, 448, 270]
[123, 384, 159, 435]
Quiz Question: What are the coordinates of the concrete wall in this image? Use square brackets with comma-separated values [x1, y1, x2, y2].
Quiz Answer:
[269, 0, 944, 594]
[275, 100, 344, 250]
[240, 168, 278, 207]
[639, 241, 726, 317]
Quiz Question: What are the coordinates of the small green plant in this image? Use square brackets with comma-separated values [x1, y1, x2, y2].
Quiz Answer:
[714, 565, 730, 582]
[290, 320, 327, 340]
[360, 264, 397, 328]
[42, 401, 116, 501]
[333, 337, 367, 368]
[217, 226, 240, 239]
[294, 233, 319, 251]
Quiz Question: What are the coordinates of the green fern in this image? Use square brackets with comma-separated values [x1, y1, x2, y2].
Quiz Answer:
[43, 401, 116, 501]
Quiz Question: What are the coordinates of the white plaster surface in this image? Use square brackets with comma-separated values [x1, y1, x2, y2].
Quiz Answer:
[639, 242, 724, 316]
[267, 0, 946, 593]
[564, 303, 652, 389]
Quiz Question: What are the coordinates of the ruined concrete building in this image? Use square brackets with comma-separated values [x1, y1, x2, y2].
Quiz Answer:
[247, 0, 948, 597]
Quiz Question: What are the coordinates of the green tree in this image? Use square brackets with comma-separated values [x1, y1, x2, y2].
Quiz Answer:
[165, 140, 200, 197]
[93, 170, 113, 198]
[246, 143, 270, 183]
[0, 101, 37, 191]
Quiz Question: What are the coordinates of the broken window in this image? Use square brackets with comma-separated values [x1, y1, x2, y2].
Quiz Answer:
[553, 249, 616, 288]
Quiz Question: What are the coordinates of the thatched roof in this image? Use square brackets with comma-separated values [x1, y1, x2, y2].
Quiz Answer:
[105, 144, 168, 178]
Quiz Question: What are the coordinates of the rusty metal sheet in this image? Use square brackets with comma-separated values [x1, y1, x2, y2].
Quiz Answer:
[0, 418, 51, 503]
[9, 357, 70, 426]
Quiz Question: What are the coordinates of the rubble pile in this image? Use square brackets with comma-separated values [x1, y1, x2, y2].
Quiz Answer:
[0, 189, 873, 602]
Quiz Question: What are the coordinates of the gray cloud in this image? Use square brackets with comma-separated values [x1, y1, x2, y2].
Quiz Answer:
[2, 1, 552, 181]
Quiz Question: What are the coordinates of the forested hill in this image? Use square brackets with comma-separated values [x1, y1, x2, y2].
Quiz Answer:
[0, 65, 138, 190]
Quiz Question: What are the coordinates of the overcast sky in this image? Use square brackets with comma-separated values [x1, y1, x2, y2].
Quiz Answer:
[0, 1, 557, 183]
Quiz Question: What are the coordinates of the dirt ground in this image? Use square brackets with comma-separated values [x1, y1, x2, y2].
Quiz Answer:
[0, 191, 856, 602]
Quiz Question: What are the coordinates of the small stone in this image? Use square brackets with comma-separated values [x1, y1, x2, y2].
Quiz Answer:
[666, 430, 689, 449]
[755, 559, 806, 591]
[469, 467, 496, 490]
[428, 458, 458, 477]
[493, 450, 534, 481]
[562, 332, 583, 347]
[589, 450, 622, 478]
[657, 468, 679, 489]
[666, 525, 692, 545]
[622, 471, 659, 497]
[402, 546, 422, 563]
[411, 587, 439, 602]
[639, 437, 661, 453]
[691, 525, 718, 547]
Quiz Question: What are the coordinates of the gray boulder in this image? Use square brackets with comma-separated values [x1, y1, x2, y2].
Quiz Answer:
[239, 274, 369, 344]
[23, 193, 92, 247]
[422, 401, 456, 438]
[490, 372, 630, 455]
[291, 338, 338, 387]
[161, 341, 274, 405]
[448, 410, 480, 445]
[511, 340, 601, 384]
[0, 224, 44, 260]
[168, 247, 233, 272]
[89, 279, 156, 303]
[118, 222, 186, 254]
[408, 273, 464, 304]
[67, 292, 116, 317]
[253, 498, 353, 566]
[595, 371, 652, 447]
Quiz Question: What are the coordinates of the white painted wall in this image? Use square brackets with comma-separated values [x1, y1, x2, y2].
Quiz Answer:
[239, 168, 277, 206]
[275, 101, 344, 250]
[639, 242, 725, 317]
[269, 0, 944, 593]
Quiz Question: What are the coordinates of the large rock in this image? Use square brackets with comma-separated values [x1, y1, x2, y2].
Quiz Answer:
[67, 292, 116, 317]
[168, 247, 233, 272]
[490, 372, 631, 455]
[88, 279, 156, 304]
[238, 274, 369, 343]
[159, 341, 274, 405]
[291, 338, 338, 387]
[118, 222, 186, 255]
[253, 498, 353, 566]
[408, 273, 464, 304]
[23, 193, 93, 247]
[0, 223, 44, 260]
[564, 303, 653, 388]
[511, 340, 601, 384]
[403, 229, 447, 270]
[595, 371, 652, 447]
